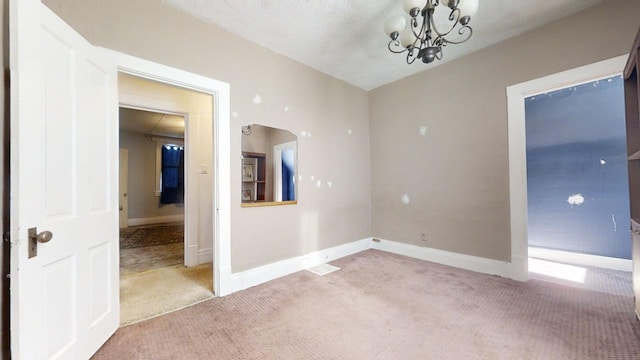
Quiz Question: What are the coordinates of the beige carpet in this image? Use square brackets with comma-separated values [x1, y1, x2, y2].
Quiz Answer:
[120, 242, 183, 276]
[120, 222, 185, 276]
[95, 250, 640, 359]
[120, 222, 184, 248]
[120, 263, 214, 326]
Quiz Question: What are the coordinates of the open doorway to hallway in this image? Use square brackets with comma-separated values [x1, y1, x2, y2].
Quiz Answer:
[525, 75, 630, 262]
[117, 73, 215, 326]
[119, 107, 186, 274]
[524, 74, 632, 292]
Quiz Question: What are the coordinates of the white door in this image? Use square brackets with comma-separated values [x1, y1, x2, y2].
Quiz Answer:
[10, 1, 119, 359]
[119, 148, 129, 228]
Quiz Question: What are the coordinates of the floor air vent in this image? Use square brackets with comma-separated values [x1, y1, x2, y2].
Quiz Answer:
[306, 263, 340, 276]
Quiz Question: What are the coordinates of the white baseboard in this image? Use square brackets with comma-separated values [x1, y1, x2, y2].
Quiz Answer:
[370, 238, 511, 278]
[230, 238, 371, 293]
[226, 237, 520, 296]
[528, 247, 632, 272]
[127, 214, 184, 226]
[198, 248, 213, 265]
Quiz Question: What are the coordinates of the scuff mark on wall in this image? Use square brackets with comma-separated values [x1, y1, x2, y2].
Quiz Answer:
[401, 193, 410, 205]
[567, 194, 585, 206]
[316, 180, 322, 188]
[419, 126, 428, 136]
[600, 159, 607, 165]
[347, 129, 352, 135]
[284, 106, 289, 112]
[612, 214, 617, 232]
[253, 95, 262, 104]
[327, 181, 333, 189]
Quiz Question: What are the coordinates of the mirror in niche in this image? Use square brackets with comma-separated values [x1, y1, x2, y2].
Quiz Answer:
[241, 124, 297, 206]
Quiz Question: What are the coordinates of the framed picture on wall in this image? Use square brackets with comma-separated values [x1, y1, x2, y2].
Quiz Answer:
[242, 164, 254, 181]
[242, 189, 252, 201]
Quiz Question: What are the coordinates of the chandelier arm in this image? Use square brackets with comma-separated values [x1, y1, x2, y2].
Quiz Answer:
[388, 40, 409, 54]
[430, 8, 461, 38]
[439, 26, 472, 45]
[406, 50, 419, 64]
[409, 16, 424, 45]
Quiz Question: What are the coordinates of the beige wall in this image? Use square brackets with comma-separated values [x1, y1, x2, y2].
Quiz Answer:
[369, 0, 640, 261]
[42, 0, 372, 272]
[39, 0, 638, 273]
[119, 130, 184, 219]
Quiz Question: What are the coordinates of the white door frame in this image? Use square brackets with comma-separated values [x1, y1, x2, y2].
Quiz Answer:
[103, 49, 232, 296]
[506, 54, 628, 281]
[119, 148, 129, 229]
[273, 141, 297, 202]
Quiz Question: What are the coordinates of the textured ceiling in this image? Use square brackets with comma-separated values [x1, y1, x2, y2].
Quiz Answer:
[119, 108, 185, 138]
[162, 0, 602, 90]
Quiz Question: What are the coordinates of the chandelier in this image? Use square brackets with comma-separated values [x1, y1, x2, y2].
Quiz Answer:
[384, 0, 478, 64]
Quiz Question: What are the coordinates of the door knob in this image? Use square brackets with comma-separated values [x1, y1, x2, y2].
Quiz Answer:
[35, 230, 53, 243]
[28, 227, 53, 259]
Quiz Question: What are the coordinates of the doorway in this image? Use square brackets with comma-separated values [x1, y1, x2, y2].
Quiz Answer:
[118, 107, 186, 274]
[507, 55, 630, 282]
[117, 74, 215, 325]
[524, 76, 631, 263]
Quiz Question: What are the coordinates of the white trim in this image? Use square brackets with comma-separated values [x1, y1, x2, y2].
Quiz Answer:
[227, 236, 537, 294]
[198, 248, 214, 264]
[370, 238, 511, 278]
[127, 215, 185, 227]
[230, 238, 371, 293]
[103, 48, 232, 296]
[506, 54, 628, 282]
[529, 247, 632, 272]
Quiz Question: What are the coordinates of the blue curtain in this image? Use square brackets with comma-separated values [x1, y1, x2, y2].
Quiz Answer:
[281, 149, 295, 201]
[160, 145, 184, 204]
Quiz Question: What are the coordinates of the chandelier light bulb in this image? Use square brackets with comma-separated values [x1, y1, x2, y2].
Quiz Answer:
[402, 0, 424, 14]
[384, 15, 406, 37]
[400, 29, 417, 48]
[458, 0, 479, 17]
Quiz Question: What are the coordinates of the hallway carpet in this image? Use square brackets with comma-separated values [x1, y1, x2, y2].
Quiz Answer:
[119, 222, 184, 276]
[120, 243, 183, 276]
[93, 250, 640, 359]
[120, 223, 184, 248]
[120, 263, 214, 326]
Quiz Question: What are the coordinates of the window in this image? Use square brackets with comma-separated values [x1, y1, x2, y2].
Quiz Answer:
[151, 137, 184, 201]
[160, 144, 185, 204]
